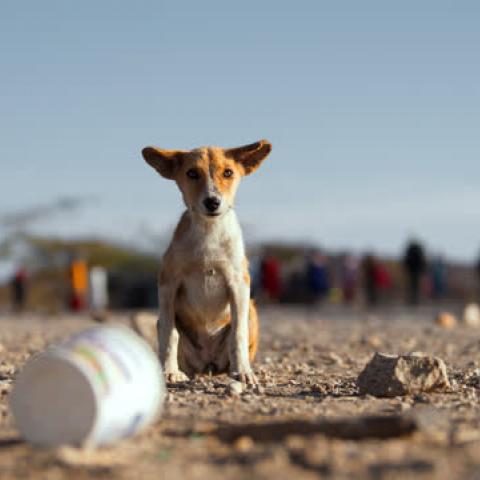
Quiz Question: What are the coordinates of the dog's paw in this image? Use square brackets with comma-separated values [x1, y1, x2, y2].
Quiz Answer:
[230, 370, 257, 385]
[165, 370, 190, 384]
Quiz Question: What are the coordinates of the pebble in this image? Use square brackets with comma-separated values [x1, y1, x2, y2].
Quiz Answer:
[234, 436, 254, 453]
[227, 381, 244, 396]
[253, 384, 265, 395]
[463, 304, 480, 327]
[435, 312, 457, 329]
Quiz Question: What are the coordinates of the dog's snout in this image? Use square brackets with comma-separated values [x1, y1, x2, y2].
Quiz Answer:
[203, 196, 221, 213]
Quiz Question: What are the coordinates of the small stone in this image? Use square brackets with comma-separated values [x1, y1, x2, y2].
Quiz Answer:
[234, 435, 254, 453]
[463, 304, 480, 327]
[0, 382, 12, 395]
[0, 364, 15, 380]
[285, 435, 306, 453]
[311, 383, 327, 394]
[357, 352, 450, 397]
[90, 310, 110, 324]
[435, 312, 457, 329]
[272, 340, 282, 351]
[366, 335, 382, 349]
[326, 352, 344, 366]
[228, 381, 244, 396]
[254, 384, 265, 395]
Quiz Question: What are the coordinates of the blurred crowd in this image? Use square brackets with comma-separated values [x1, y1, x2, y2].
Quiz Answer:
[6, 239, 480, 312]
[251, 239, 480, 307]
[9, 256, 109, 313]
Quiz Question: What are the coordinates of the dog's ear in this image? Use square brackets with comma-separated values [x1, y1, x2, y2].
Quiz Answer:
[142, 147, 184, 180]
[225, 140, 272, 175]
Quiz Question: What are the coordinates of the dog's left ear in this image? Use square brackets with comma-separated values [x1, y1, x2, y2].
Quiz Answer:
[142, 147, 185, 180]
[225, 140, 272, 175]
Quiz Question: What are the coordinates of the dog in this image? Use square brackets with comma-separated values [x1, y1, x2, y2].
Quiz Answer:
[142, 140, 272, 384]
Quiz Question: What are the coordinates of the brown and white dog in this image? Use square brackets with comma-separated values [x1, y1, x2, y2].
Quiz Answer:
[142, 140, 272, 384]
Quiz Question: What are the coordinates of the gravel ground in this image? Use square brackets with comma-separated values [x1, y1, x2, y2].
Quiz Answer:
[0, 305, 480, 479]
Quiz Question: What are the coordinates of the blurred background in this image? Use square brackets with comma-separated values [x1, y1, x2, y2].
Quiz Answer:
[1, 0, 479, 313]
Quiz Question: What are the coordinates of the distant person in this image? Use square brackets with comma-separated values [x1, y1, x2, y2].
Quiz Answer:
[341, 254, 358, 303]
[430, 255, 447, 300]
[374, 260, 392, 301]
[89, 266, 109, 311]
[260, 255, 282, 301]
[403, 239, 426, 305]
[248, 254, 262, 299]
[362, 254, 379, 306]
[306, 250, 330, 303]
[69, 256, 89, 311]
[11, 266, 27, 311]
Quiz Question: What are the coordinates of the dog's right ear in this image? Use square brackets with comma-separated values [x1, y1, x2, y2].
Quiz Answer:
[142, 147, 184, 180]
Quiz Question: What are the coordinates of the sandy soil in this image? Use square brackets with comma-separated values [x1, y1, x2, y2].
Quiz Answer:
[0, 306, 479, 480]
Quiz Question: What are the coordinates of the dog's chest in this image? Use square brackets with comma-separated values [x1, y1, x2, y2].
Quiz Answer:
[177, 212, 244, 332]
[182, 269, 228, 320]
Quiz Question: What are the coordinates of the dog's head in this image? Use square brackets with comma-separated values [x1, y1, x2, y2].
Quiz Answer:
[142, 140, 272, 218]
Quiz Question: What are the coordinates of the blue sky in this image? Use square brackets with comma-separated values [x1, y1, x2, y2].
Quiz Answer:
[1, 0, 479, 261]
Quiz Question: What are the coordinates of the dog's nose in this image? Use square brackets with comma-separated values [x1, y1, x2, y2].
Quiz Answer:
[203, 196, 221, 213]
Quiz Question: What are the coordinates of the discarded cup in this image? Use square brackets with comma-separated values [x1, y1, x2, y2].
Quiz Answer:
[10, 325, 165, 448]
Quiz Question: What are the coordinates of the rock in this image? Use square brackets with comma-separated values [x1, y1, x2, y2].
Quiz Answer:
[227, 380, 244, 396]
[435, 312, 457, 329]
[357, 352, 450, 397]
[329, 352, 344, 365]
[285, 434, 306, 453]
[463, 303, 480, 327]
[310, 383, 327, 395]
[233, 435, 254, 453]
[253, 384, 265, 395]
[90, 310, 110, 324]
[365, 335, 382, 349]
[321, 352, 344, 366]
[0, 364, 15, 380]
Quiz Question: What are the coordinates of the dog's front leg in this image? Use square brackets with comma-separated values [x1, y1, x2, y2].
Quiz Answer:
[157, 283, 189, 383]
[227, 274, 257, 384]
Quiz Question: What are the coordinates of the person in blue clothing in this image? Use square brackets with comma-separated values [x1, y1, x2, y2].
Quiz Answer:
[306, 250, 330, 303]
[430, 255, 447, 300]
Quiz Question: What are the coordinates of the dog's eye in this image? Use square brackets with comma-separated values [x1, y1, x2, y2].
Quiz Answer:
[223, 169, 233, 178]
[186, 169, 200, 180]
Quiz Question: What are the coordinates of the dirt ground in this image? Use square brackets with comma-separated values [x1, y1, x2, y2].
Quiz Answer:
[0, 305, 480, 480]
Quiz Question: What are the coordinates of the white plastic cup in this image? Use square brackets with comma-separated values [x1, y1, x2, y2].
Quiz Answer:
[10, 325, 165, 448]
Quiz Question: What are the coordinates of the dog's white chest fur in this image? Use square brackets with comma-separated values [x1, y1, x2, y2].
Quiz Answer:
[178, 210, 244, 333]
[183, 269, 228, 319]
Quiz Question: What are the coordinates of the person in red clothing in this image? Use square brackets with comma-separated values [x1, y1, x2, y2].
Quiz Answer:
[11, 266, 28, 311]
[260, 255, 282, 301]
[374, 261, 392, 291]
[362, 254, 391, 306]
